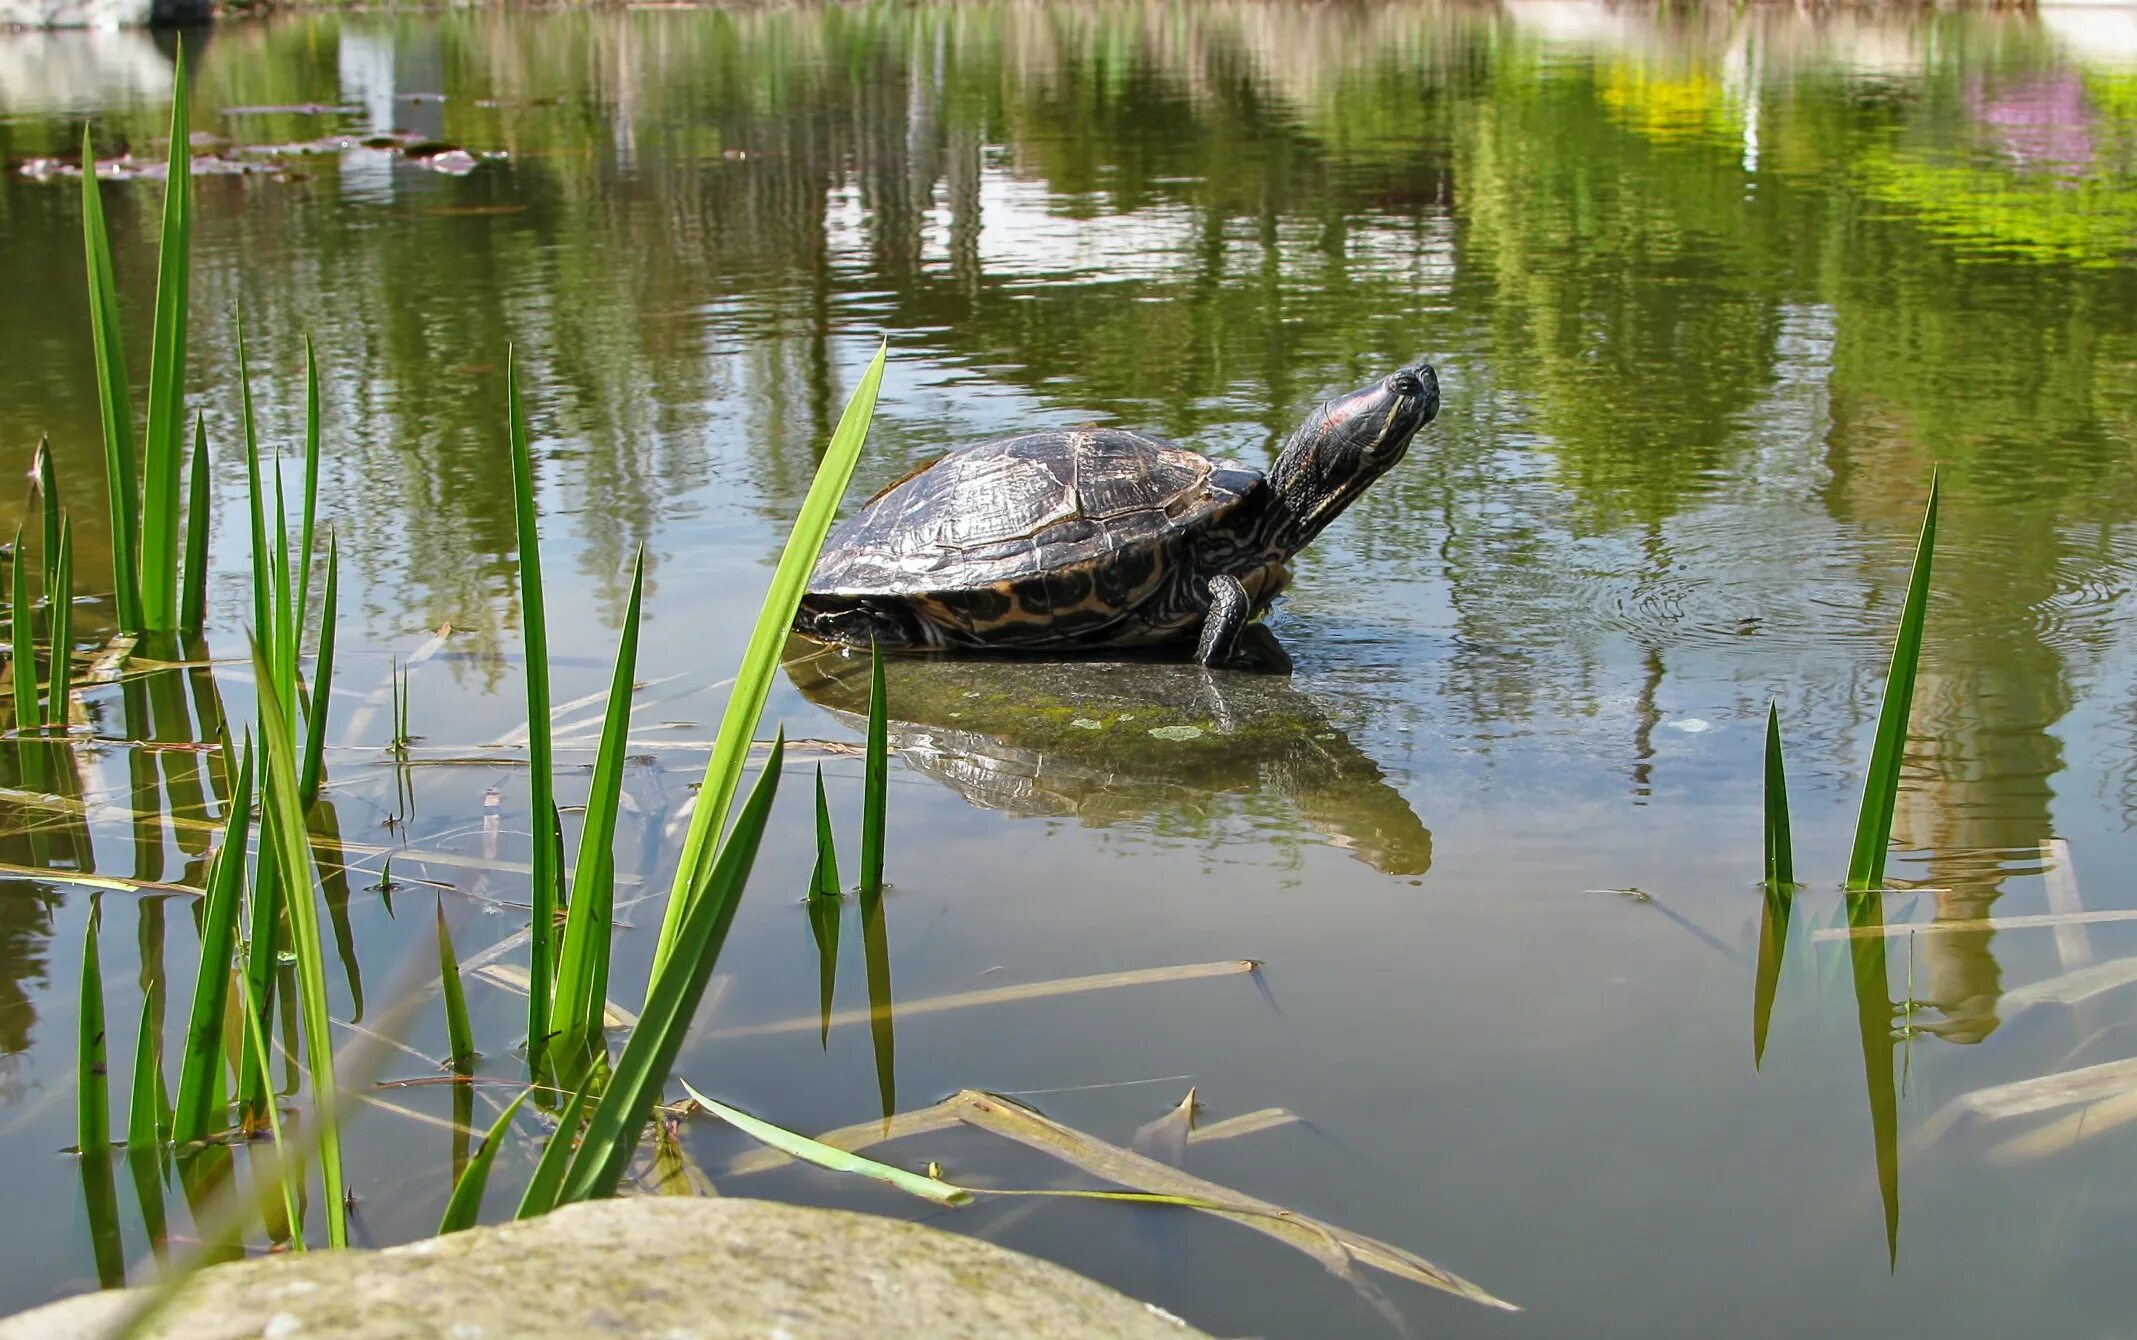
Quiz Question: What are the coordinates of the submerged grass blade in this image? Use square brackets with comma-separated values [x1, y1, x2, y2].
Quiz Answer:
[859, 640, 888, 909]
[559, 736, 785, 1206]
[79, 901, 110, 1157]
[679, 1081, 967, 1205]
[81, 127, 141, 634]
[249, 634, 347, 1248]
[172, 738, 253, 1146]
[439, 1088, 529, 1234]
[436, 899, 474, 1071]
[554, 549, 644, 1053]
[1846, 474, 1939, 892]
[504, 350, 558, 1062]
[651, 341, 886, 978]
[11, 527, 39, 732]
[140, 48, 194, 635]
[180, 415, 211, 636]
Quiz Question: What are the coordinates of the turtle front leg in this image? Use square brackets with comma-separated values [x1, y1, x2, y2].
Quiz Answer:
[1194, 574, 1250, 667]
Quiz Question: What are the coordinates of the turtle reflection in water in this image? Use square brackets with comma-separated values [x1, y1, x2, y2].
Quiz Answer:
[784, 634, 1432, 876]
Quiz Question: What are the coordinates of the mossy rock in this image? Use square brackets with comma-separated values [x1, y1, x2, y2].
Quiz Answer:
[0, 1198, 1204, 1339]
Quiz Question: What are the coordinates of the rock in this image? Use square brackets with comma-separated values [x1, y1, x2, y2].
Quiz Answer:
[0, 1197, 1206, 1339]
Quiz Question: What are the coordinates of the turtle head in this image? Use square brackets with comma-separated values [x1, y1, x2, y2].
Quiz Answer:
[1266, 363, 1439, 553]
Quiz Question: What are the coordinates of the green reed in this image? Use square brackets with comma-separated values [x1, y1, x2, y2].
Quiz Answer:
[171, 739, 253, 1147]
[77, 901, 109, 1159]
[80, 50, 201, 639]
[504, 351, 562, 1066]
[552, 550, 646, 1066]
[1846, 473, 1939, 892]
[650, 342, 887, 978]
[439, 1089, 529, 1235]
[859, 640, 889, 909]
[436, 900, 475, 1072]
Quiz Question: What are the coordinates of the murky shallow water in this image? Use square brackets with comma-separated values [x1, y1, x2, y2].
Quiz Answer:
[4, 3, 2137, 1333]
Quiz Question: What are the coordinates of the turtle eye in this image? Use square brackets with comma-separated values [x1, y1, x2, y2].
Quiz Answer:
[1389, 372, 1422, 398]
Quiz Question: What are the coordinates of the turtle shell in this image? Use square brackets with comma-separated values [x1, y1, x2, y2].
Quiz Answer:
[807, 429, 1267, 646]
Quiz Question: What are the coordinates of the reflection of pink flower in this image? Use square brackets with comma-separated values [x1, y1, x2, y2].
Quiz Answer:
[1966, 72, 2095, 174]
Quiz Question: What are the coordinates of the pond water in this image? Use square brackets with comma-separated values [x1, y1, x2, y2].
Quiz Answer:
[4, 3, 2137, 1333]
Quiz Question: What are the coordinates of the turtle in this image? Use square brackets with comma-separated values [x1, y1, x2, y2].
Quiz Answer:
[795, 362, 1441, 666]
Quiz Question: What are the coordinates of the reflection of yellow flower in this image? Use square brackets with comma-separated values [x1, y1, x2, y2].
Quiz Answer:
[1598, 65, 1741, 146]
[1855, 145, 2137, 268]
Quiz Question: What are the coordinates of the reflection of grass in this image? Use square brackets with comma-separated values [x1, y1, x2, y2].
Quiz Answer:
[1854, 144, 2137, 268]
[1598, 65, 1741, 147]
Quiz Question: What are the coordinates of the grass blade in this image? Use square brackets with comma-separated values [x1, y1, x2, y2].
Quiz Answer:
[651, 341, 886, 979]
[439, 1087, 529, 1234]
[81, 126, 141, 634]
[49, 520, 73, 729]
[436, 898, 474, 1071]
[295, 339, 321, 659]
[679, 1081, 967, 1205]
[140, 48, 193, 635]
[515, 1073, 593, 1220]
[180, 414, 211, 636]
[249, 633, 347, 1247]
[79, 900, 110, 1157]
[127, 989, 165, 1150]
[297, 536, 339, 805]
[172, 738, 253, 1146]
[859, 639, 888, 909]
[1846, 474, 1938, 891]
[560, 735, 786, 1206]
[504, 350, 558, 1063]
[554, 549, 644, 1054]
[11, 527, 39, 733]
[809, 765, 841, 1049]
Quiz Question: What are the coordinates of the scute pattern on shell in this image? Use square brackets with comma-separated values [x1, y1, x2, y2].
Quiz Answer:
[810, 429, 1255, 598]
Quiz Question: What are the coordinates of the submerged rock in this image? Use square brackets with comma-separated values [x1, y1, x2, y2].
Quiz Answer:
[0, 1197, 1204, 1339]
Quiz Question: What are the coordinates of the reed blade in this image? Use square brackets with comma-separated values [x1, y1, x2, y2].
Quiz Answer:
[126, 989, 166, 1151]
[297, 537, 339, 806]
[238, 318, 272, 647]
[180, 415, 211, 636]
[560, 736, 785, 1206]
[11, 527, 38, 732]
[859, 639, 888, 910]
[79, 900, 110, 1158]
[249, 633, 348, 1248]
[292, 338, 322, 677]
[172, 738, 253, 1146]
[232, 961, 305, 1251]
[439, 1088, 529, 1234]
[1763, 702, 1794, 890]
[436, 898, 474, 1071]
[554, 550, 644, 1054]
[140, 48, 194, 635]
[811, 764, 842, 899]
[49, 520, 73, 728]
[1846, 474, 1939, 892]
[651, 342, 886, 979]
[504, 350, 559, 1063]
[680, 1081, 967, 1205]
[809, 765, 841, 1050]
[80, 127, 141, 634]
[514, 1073, 593, 1220]
[33, 438, 62, 596]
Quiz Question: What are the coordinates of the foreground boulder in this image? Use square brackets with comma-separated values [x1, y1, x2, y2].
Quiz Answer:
[0, 1197, 1203, 1338]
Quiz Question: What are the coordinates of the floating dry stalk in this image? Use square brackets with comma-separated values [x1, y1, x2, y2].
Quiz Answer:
[692, 1086, 1512, 1311]
[706, 958, 1260, 1040]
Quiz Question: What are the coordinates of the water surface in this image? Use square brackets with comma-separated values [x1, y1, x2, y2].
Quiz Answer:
[3, 4, 2137, 1334]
